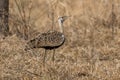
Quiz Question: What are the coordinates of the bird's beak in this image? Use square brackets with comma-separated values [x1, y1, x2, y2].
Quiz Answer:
[65, 16, 71, 20]
[65, 16, 71, 19]
[64, 16, 71, 21]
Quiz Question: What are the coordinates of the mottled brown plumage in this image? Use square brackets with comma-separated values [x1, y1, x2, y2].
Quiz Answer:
[26, 30, 65, 49]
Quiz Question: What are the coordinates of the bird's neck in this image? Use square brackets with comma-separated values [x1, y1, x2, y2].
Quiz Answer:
[58, 20, 64, 33]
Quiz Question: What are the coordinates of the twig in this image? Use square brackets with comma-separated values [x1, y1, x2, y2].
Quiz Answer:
[25, 70, 42, 77]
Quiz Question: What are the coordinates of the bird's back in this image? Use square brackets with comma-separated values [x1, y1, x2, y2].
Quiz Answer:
[26, 30, 65, 49]
[39, 31, 65, 47]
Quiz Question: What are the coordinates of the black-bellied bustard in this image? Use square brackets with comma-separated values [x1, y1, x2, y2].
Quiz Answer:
[25, 16, 69, 64]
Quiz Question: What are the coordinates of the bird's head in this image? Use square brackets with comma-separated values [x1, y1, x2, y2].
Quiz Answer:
[58, 16, 70, 24]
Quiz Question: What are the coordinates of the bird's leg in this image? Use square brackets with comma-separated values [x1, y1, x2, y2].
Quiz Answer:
[52, 49, 55, 62]
[43, 49, 47, 65]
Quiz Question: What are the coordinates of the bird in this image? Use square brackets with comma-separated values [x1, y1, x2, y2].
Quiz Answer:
[25, 16, 69, 64]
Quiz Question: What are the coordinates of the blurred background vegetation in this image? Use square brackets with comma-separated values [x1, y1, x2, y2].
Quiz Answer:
[0, 0, 120, 80]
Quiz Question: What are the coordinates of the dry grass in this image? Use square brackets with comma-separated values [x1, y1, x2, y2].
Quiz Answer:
[0, 0, 120, 80]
